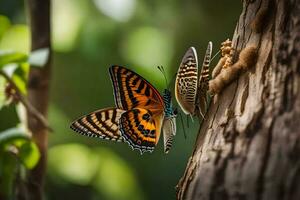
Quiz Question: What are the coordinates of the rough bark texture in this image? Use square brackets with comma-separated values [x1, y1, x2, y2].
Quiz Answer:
[177, 0, 300, 199]
[26, 0, 51, 199]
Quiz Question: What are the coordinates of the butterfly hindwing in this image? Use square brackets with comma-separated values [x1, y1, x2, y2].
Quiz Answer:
[162, 117, 176, 154]
[119, 108, 164, 153]
[70, 108, 125, 141]
[175, 47, 198, 115]
[196, 42, 213, 117]
[109, 65, 164, 113]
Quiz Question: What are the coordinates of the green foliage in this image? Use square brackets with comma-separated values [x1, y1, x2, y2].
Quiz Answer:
[0, 15, 42, 199]
[0, 128, 40, 198]
[0, 51, 28, 68]
[0, 128, 40, 169]
[0, 24, 30, 53]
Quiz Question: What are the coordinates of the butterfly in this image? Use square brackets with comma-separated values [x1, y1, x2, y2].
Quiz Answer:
[70, 66, 177, 154]
[175, 42, 213, 118]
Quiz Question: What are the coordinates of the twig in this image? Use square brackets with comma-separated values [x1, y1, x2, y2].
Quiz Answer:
[0, 70, 53, 132]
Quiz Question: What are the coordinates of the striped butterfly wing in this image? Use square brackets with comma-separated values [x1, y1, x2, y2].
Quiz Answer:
[196, 42, 213, 118]
[109, 66, 165, 152]
[175, 47, 198, 115]
[109, 65, 164, 112]
[70, 108, 125, 141]
[162, 116, 176, 154]
[119, 108, 164, 154]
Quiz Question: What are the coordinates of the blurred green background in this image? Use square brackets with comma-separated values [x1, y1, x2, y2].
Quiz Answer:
[0, 0, 241, 199]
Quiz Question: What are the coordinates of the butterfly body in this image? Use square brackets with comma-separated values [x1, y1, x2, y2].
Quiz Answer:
[70, 66, 177, 154]
[161, 89, 177, 153]
[175, 42, 213, 118]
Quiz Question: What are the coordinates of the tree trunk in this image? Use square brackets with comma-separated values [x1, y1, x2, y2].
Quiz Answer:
[25, 0, 51, 200]
[177, 0, 300, 199]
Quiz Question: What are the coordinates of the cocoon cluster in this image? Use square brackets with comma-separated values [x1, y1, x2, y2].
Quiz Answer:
[209, 43, 258, 95]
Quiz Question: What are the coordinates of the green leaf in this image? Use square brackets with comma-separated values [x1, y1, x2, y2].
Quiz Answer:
[0, 128, 40, 169]
[0, 15, 11, 40]
[19, 141, 40, 169]
[29, 48, 50, 67]
[0, 51, 28, 68]
[0, 25, 30, 53]
[0, 128, 29, 147]
[12, 63, 29, 94]
[0, 105, 20, 131]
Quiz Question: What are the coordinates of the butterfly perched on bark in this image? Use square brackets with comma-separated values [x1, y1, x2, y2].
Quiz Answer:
[70, 66, 177, 154]
[175, 42, 213, 118]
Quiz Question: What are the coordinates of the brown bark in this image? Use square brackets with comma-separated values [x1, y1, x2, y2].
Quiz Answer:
[25, 0, 51, 199]
[177, 0, 300, 199]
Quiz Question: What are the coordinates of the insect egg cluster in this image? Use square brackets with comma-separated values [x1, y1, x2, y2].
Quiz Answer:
[209, 39, 258, 95]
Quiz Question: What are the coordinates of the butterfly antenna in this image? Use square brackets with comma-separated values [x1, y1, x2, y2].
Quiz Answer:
[157, 66, 169, 89]
[179, 112, 187, 139]
[211, 50, 221, 62]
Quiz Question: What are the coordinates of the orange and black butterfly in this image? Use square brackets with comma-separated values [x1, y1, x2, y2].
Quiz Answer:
[70, 66, 177, 154]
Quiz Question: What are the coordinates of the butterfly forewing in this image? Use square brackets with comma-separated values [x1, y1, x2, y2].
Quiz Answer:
[175, 47, 198, 115]
[70, 108, 125, 141]
[109, 66, 164, 113]
[119, 108, 164, 153]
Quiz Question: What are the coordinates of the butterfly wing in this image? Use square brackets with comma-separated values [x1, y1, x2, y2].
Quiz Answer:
[71, 66, 166, 153]
[109, 65, 164, 112]
[196, 42, 213, 117]
[162, 116, 176, 154]
[119, 108, 164, 154]
[109, 66, 165, 152]
[70, 108, 125, 141]
[175, 47, 198, 115]
[161, 89, 177, 153]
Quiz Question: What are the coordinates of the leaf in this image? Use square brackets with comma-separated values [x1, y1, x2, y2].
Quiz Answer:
[0, 51, 28, 68]
[0, 128, 29, 147]
[0, 128, 40, 169]
[0, 105, 20, 131]
[18, 141, 40, 169]
[12, 63, 29, 94]
[0, 25, 30, 53]
[29, 48, 50, 67]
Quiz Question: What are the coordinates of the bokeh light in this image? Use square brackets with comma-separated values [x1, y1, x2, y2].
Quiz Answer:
[52, 0, 88, 52]
[93, 0, 136, 22]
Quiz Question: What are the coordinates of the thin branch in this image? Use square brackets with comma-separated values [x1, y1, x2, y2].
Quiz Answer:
[0, 70, 52, 132]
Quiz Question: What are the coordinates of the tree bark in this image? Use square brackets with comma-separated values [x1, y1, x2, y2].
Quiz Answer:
[25, 0, 51, 199]
[177, 0, 300, 199]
